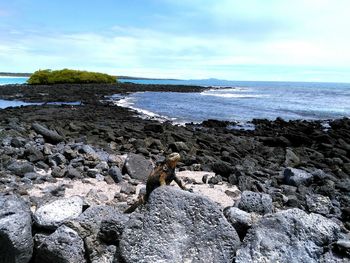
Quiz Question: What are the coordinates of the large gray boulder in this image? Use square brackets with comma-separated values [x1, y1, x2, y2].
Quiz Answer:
[33, 196, 83, 229]
[0, 196, 33, 263]
[120, 186, 240, 263]
[238, 191, 273, 215]
[124, 153, 153, 181]
[236, 208, 342, 263]
[35, 225, 86, 263]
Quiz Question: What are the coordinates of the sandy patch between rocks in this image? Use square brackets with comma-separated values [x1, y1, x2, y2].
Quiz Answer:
[28, 171, 240, 209]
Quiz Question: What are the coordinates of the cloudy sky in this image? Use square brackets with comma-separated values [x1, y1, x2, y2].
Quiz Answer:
[0, 0, 349, 82]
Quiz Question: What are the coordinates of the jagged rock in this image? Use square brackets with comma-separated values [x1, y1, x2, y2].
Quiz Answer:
[35, 225, 86, 263]
[33, 196, 83, 230]
[306, 194, 333, 216]
[170, 141, 190, 152]
[236, 208, 342, 263]
[7, 160, 34, 176]
[123, 153, 153, 181]
[65, 206, 126, 263]
[238, 191, 273, 215]
[120, 186, 240, 263]
[283, 167, 314, 186]
[284, 148, 300, 167]
[224, 207, 258, 240]
[108, 166, 123, 183]
[0, 196, 33, 263]
[51, 166, 67, 178]
[99, 215, 129, 244]
[65, 205, 123, 239]
[32, 122, 64, 143]
[211, 160, 233, 177]
[49, 153, 66, 166]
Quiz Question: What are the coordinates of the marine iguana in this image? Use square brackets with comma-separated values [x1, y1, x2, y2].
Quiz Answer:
[124, 152, 188, 213]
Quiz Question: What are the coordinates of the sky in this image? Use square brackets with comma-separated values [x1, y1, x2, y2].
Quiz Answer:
[0, 0, 349, 82]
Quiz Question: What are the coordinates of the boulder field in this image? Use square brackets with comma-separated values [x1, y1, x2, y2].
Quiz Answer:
[0, 83, 349, 262]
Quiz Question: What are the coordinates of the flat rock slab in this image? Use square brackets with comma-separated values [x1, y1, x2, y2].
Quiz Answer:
[120, 186, 240, 263]
[0, 196, 33, 263]
[33, 196, 83, 230]
[236, 208, 342, 263]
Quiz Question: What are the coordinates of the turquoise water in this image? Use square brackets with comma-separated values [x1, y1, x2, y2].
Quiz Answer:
[0, 77, 28, 85]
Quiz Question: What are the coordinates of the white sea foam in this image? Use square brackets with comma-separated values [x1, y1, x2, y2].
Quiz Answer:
[201, 93, 267, 98]
[114, 96, 171, 122]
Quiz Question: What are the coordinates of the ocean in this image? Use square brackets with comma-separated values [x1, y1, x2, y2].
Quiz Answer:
[1, 77, 350, 123]
[117, 79, 350, 124]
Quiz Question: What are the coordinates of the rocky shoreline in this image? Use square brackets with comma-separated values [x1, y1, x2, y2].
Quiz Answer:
[0, 83, 349, 262]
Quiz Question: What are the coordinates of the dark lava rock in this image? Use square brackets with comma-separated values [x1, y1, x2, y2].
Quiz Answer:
[32, 122, 64, 143]
[7, 160, 35, 176]
[236, 208, 343, 263]
[35, 225, 86, 263]
[238, 191, 273, 215]
[144, 123, 164, 133]
[51, 167, 67, 178]
[120, 186, 240, 263]
[98, 214, 130, 244]
[0, 195, 33, 263]
[211, 160, 233, 177]
[108, 166, 123, 183]
[123, 153, 153, 181]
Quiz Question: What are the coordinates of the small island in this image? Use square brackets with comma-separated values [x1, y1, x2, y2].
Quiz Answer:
[27, 69, 117, 85]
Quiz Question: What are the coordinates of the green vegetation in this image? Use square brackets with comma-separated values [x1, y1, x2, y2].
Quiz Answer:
[27, 69, 117, 85]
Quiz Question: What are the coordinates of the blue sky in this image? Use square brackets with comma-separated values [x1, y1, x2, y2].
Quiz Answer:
[0, 0, 349, 82]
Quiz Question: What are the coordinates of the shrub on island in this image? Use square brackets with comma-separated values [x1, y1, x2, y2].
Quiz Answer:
[27, 69, 117, 85]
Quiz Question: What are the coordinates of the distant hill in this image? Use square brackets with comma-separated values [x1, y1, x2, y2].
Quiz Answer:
[0, 72, 32, 77]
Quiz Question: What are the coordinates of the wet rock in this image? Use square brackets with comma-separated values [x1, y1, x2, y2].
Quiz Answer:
[0, 195, 33, 263]
[35, 225, 86, 263]
[108, 166, 123, 183]
[120, 186, 240, 263]
[283, 167, 314, 187]
[33, 196, 83, 230]
[7, 160, 35, 176]
[32, 122, 64, 143]
[238, 191, 273, 215]
[236, 208, 342, 263]
[123, 153, 153, 181]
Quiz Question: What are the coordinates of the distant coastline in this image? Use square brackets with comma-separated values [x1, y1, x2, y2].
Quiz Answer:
[0, 72, 32, 77]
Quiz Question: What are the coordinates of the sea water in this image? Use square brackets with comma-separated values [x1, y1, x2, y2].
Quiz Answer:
[117, 80, 350, 123]
[0, 76, 28, 85]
